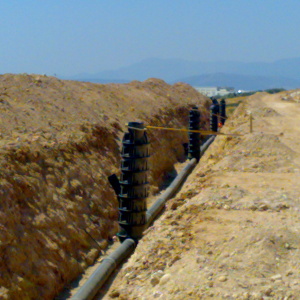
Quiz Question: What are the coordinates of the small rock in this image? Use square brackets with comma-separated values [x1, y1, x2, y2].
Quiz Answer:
[286, 270, 293, 276]
[153, 270, 164, 279]
[258, 204, 269, 211]
[270, 274, 282, 281]
[150, 276, 160, 287]
[285, 243, 292, 250]
[218, 275, 227, 282]
[223, 204, 230, 210]
[109, 289, 120, 298]
[276, 203, 290, 211]
[221, 183, 230, 188]
[264, 287, 273, 296]
[177, 232, 184, 238]
[159, 274, 171, 285]
[150, 271, 164, 286]
[249, 205, 258, 211]
[170, 202, 179, 210]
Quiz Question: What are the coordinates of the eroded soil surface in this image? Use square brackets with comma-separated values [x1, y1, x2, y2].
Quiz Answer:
[101, 92, 300, 300]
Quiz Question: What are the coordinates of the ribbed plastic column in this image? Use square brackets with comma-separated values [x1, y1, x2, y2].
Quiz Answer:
[188, 106, 201, 162]
[210, 104, 219, 132]
[212, 98, 220, 116]
[117, 122, 149, 242]
[220, 99, 226, 125]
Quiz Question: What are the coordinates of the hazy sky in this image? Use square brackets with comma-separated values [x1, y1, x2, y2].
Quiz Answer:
[1, 1, 300, 76]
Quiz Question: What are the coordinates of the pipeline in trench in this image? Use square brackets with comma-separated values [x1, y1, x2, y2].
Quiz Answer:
[69, 135, 215, 300]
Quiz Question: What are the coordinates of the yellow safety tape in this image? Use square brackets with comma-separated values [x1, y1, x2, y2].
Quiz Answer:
[211, 113, 227, 120]
[145, 126, 242, 136]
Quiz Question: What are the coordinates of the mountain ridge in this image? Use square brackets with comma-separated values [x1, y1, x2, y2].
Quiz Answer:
[65, 57, 300, 90]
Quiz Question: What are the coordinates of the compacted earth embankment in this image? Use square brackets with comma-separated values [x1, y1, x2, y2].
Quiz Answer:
[101, 91, 300, 300]
[0, 74, 210, 300]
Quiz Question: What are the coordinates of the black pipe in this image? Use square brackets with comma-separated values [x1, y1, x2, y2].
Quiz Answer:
[200, 135, 215, 155]
[146, 135, 215, 225]
[146, 158, 197, 225]
[70, 239, 136, 300]
[70, 134, 216, 300]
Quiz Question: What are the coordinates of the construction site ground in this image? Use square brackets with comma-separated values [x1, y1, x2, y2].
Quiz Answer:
[97, 92, 300, 300]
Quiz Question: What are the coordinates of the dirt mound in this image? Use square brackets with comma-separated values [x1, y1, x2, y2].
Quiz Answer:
[211, 133, 296, 173]
[0, 74, 210, 299]
[281, 89, 300, 103]
[252, 106, 281, 117]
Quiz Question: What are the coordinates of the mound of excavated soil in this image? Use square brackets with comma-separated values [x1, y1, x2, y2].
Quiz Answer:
[282, 89, 300, 103]
[102, 92, 300, 299]
[0, 74, 210, 300]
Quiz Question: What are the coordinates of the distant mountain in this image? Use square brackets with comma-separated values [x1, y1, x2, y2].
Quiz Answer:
[68, 58, 202, 82]
[175, 73, 300, 91]
[66, 57, 300, 90]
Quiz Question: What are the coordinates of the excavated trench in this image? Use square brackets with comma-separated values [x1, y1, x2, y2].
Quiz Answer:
[0, 74, 211, 300]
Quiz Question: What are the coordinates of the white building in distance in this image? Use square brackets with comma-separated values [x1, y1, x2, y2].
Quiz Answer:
[194, 86, 234, 97]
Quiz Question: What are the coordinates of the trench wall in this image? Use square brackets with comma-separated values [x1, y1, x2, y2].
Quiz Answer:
[0, 74, 210, 299]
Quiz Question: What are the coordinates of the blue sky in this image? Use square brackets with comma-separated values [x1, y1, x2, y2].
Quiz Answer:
[1, 1, 300, 76]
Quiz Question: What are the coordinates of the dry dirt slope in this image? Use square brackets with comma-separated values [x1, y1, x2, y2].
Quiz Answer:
[0, 74, 210, 300]
[101, 91, 300, 300]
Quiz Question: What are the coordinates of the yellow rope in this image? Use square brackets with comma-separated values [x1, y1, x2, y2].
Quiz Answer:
[145, 126, 242, 136]
[211, 113, 227, 120]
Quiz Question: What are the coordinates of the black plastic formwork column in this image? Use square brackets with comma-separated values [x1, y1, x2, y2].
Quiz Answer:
[210, 103, 219, 132]
[212, 98, 220, 118]
[220, 99, 227, 125]
[188, 106, 201, 162]
[118, 122, 149, 242]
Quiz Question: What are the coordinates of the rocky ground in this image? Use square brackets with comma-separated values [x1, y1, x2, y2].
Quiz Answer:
[0, 74, 210, 300]
[99, 91, 300, 300]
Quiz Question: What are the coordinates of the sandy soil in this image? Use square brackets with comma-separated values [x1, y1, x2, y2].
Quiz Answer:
[100, 92, 300, 300]
[0, 74, 210, 300]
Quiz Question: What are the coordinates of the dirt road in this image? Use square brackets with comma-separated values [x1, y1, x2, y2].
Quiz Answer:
[99, 92, 300, 300]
